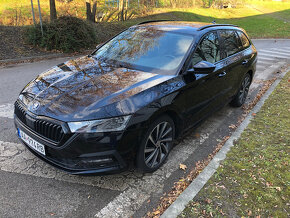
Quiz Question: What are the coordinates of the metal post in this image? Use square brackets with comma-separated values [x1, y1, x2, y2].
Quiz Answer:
[37, 0, 43, 36]
[128, 0, 130, 8]
[30, 0, 36, 25]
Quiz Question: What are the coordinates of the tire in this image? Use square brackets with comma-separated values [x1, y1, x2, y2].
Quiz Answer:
[230, 73, 251, 107]
[136, 115, 175, 173]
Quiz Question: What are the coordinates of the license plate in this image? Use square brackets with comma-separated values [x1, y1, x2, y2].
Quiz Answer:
[18, 128, 46, 156]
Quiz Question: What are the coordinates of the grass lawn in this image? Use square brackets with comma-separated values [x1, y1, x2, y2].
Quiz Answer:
[125, 4, 290, 38]
[179, 72, 290, 217]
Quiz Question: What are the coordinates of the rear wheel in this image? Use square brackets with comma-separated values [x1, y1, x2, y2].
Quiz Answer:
[230, 73, 251, 107]
[136, 115, 175, 173]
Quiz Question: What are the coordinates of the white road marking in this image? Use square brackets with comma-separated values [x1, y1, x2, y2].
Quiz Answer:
[258, 56, 276, 61]
[260, 49, 290, 55]
[268, 48, 290, 54]
[258, 52, 289, 59]
[0, 103, 14, 119]
[271, 48, 290, 54]
[257, 60, 270, 65]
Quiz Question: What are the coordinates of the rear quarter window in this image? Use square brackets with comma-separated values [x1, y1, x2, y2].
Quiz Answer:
[237, 31, 250, 49]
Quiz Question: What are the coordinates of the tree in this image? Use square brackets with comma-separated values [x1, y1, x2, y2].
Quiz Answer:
[49, 0, 57, 21]
[86, 0, 97, 22]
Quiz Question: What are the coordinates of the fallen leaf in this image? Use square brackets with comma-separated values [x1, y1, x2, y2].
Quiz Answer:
[205, 198, 212, 204]
[229, 124, 236, 129]
[153, 210, 160, 215]
[275, 187, 281, 191]
[194, 133, 201, 138]
[179, 163, 187, 170]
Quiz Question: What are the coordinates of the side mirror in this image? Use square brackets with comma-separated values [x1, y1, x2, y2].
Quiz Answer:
[191, 61, 216, 74]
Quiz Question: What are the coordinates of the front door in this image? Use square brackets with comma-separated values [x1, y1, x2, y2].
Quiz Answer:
[182, 31, 229, 127]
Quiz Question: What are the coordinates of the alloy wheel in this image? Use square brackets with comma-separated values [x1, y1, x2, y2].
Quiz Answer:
[144, 121, 173, 168]
[239, 75, 250, 104]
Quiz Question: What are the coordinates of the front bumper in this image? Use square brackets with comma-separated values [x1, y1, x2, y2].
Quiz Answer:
[14, 116, 132, 175]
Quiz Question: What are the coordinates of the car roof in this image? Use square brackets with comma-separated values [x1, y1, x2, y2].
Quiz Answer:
[137, 21, 240, 35]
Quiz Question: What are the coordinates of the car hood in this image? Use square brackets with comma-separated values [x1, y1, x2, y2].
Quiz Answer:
[20, 56, 176, 121]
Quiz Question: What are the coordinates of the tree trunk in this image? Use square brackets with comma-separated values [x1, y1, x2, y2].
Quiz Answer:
[86, 0, 97, 22]
[92, 1, 97, 22]
[86, 1, 92, 21]
[49, 0, 57, 21]
[120, 0, 125, 21]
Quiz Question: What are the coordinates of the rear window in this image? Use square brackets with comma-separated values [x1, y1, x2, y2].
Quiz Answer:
[237, 31, 250, 49]
[220, 30, 243, 57]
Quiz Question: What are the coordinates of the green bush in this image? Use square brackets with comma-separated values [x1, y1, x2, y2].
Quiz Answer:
[25, 16, 97, 52]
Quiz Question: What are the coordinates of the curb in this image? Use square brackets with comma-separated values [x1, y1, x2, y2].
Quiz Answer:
[161, 66, 290, 218]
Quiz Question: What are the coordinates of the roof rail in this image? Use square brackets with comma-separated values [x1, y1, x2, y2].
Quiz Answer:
[137, 20, 175, 25]
[197, 24, 238, 31]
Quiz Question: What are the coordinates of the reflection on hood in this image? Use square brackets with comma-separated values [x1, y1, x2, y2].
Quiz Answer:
[20, 56, 178, 121]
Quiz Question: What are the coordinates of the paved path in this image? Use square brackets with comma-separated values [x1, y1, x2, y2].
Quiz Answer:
[0, 40, 289, 217]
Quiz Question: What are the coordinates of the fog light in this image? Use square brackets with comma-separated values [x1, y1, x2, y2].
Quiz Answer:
[77, 157, 114, 168]
[83, 158, 113, 164]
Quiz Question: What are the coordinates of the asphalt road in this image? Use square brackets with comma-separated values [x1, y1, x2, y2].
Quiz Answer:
[0, 39, 289, 218]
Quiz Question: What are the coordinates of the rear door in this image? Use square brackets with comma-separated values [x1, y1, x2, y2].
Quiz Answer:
[218, 30, 246, 98]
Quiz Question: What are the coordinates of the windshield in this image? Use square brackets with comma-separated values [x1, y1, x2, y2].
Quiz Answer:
[93, 26, 194, 75]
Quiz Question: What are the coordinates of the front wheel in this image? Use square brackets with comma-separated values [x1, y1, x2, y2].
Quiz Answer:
[136, 115, 175, 173]
[230, 73, 251, 107]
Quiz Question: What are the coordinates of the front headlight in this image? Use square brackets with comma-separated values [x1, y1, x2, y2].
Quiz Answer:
[68, 115, 131, 133]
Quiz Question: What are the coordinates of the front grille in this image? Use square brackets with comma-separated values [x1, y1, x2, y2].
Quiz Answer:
[15, 101, 64, 143]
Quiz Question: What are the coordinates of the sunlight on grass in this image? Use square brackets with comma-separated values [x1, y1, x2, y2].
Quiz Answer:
[249, 0, 290, 12]
[154, 7, 262, 19]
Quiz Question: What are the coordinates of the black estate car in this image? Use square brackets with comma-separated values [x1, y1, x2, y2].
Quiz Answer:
[14, 21, 257, 175]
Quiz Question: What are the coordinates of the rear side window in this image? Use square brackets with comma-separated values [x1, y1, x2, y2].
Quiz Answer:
[237, 31, 250, 49]
[191, 31, 220, 66]
[220, 30, 242, 57]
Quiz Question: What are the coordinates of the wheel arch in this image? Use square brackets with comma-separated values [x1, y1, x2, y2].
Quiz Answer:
[145, 107, 184, 140]
[247, 69, 253, 83]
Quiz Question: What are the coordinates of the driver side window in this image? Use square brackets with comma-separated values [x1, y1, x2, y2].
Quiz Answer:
[191, 32, 220, 67]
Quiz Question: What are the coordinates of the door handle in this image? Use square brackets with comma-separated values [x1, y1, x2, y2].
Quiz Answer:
[242, 60, 249, 65]
[218, 71, 227, 77]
